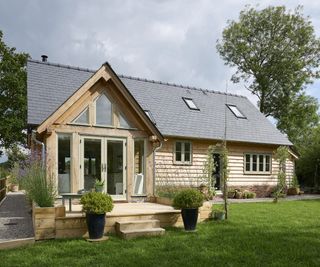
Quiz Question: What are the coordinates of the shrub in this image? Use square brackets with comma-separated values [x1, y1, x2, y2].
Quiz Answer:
[22, 161, 56, 207]
[242, 190, 256, 199]
[8, 162, 20, 185]
[156, 185, 186, 199]
[80, 192, 113, 214]
[290, 175, 300, 189]
[172, 188, 204, 209]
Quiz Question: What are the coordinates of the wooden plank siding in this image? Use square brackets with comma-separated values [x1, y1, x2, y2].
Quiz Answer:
[155, 139, 295, 188]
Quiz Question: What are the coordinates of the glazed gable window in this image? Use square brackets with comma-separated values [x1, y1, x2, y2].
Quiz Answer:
[174, 141, 192, 165]
[244, 153, 271, 174]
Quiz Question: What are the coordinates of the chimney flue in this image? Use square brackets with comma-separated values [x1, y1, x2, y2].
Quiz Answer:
[41, 55, 48, 62]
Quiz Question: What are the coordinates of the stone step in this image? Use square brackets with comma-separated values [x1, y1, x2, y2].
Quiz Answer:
[115, 219, 160, 232]
[118, 228, 165, 239]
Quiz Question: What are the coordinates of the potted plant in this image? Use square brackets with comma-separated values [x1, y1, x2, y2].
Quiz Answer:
[211, 205, 225, 221]
[227, 189, 235, 198]
[173, 188, 204, 231]
[80, 192, 113, 240]
[94, 179, 104, 192]
[287, 175, 300, 195]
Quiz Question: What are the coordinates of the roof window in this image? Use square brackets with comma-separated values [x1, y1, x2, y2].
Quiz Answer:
[144, 110, 156, 124]
[227, 104, 246, 119]
[182, 97, 199, 110]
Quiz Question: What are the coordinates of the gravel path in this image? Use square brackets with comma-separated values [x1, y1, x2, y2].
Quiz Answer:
[0, 192, 34, 241]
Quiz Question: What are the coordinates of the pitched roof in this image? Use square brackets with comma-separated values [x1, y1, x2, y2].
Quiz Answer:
[27, 59, 292, 146]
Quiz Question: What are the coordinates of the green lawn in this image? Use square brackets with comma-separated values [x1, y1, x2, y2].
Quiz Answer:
[2, 200, 320, 267]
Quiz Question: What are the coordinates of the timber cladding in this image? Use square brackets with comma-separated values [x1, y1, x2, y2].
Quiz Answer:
[155, 138, 295, 188]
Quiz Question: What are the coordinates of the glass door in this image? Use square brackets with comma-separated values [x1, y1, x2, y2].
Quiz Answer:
[80, 136, 126, 200]
[106, 139, 126, 199]
[80, 137, 102, 192]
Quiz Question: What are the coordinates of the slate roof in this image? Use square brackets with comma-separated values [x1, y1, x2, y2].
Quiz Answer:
[27, 59, 292, 146]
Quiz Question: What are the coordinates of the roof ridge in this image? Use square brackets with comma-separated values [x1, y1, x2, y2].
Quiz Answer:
[118, 74, 246, 98]
[28, 59, 245, 99]
[28, 59, 96, 73]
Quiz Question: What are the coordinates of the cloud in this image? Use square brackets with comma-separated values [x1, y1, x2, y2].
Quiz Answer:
[0, 0, 319, 106]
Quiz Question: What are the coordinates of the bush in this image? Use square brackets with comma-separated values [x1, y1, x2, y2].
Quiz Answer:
[22, 161, 56, 207]
[172, 188, 204, 209]
[80, 192, 113, 214]
[156, 185, 186, 199]
[242, 190, 256, 199]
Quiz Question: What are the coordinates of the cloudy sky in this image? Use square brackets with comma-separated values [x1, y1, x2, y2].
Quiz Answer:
[0, 0, 320, 105]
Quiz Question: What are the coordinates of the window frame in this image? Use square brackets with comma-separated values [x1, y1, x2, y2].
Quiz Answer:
[94, 93, 113, 127]
[71, 107, 90, 126]
[182, 97, 200, 111]
[244, 153, 272, 174]
[227, 104, 246, 119]
[133, 138, 147, 196]
[174, 141, 193, 165]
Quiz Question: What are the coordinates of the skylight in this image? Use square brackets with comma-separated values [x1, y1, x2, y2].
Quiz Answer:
[144, 110, 156, 124]
[227, 104, 246, 119]
[182, 97, 199, 110]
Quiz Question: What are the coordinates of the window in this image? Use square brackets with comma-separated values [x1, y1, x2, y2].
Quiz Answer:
[58, 134, 72, 194]
[182, 97, 199, 110]
[134, 139, 146, 195]
[144, 110, 156, 124]
[95, 94, 112, 125]
[174, 141, 192, 164]
[73, 107, 89, 124]
[227, 104, 246, 119]
[244, 153, 271, 174]
[119, 113, 131, 128]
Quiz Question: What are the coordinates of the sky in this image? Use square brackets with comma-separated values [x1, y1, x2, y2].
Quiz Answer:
[0, 0, 320, 161]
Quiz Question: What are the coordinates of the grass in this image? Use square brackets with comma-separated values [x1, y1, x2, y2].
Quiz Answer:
[2, 200, 320, 267]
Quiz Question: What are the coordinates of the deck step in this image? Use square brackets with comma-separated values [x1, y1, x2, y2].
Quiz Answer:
[119, 228, 165, 239]
[115, 219, 160, 232]
[115, 219, 165, 239]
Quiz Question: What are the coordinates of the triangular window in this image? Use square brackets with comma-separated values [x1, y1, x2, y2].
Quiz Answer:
[95, 94, 112, 125]
[73, 107, 89, 124]
[119, 113, 131, 128]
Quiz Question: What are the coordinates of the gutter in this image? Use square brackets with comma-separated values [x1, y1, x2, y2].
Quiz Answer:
[152, 140, 163, 196]
[31, 130, 46, 167]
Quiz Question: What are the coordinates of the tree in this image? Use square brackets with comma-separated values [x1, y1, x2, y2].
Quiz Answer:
[276, 93, 319, 147]
[217, 6, 320, 119]
[296, 126, 320, 188]
[0, 30, 28, 155]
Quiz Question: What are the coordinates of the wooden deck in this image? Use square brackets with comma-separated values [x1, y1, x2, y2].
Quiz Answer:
[33, 201, 212, 240]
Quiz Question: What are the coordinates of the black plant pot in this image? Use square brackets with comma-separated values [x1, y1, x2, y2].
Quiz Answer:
[181, 208, 199, 231]
[86, 213, 106, 239]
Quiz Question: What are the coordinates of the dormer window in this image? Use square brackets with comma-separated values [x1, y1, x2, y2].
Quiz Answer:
[182, 97, 199, 110]
[227, 104, 246, 119]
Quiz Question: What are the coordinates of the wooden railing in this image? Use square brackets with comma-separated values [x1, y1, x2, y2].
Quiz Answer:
[0, 177, 7, 203]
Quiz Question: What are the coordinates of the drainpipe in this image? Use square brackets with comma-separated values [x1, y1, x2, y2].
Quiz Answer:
[153, 140, 163, 196]
[32, 130, 46, 167]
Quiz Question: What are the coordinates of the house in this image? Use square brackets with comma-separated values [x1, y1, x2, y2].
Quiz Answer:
[27, 57, 296, 200]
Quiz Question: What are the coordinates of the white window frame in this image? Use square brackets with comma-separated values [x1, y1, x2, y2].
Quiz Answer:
[227, 104, 246, 119]
[174, 141, 192, 165]
[244, 153, 272, 174]
[133, 138, 147, 196]
[182, 97, 200, 111]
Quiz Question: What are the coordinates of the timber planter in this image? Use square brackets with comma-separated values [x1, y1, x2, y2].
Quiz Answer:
[173, 189, 204, 231]
[80, 192, 113, 240]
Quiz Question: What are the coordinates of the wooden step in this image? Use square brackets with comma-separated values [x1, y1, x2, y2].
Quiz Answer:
[115, 219, 160, 232]
[118, 228, 165, 239]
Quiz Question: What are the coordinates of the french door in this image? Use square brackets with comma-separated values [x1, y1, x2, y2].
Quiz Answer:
[79, 136, 126, 200]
